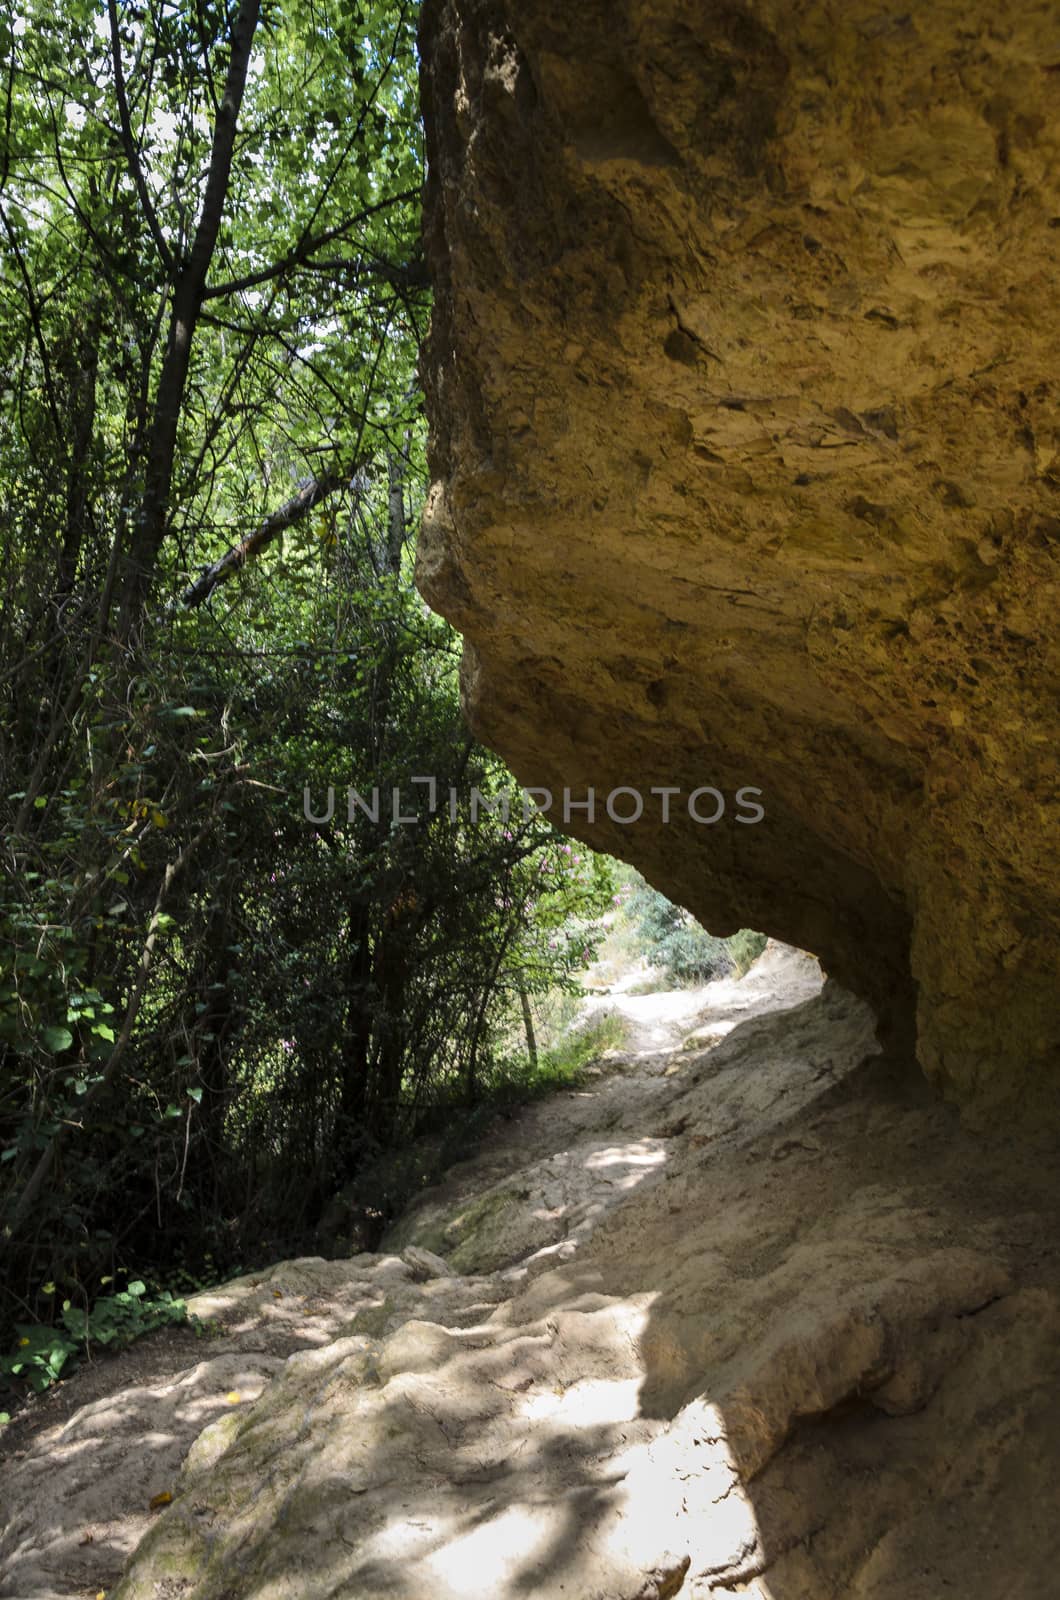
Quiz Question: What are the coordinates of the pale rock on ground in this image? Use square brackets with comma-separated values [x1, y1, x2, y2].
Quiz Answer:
[1, 944, 1058, 1599]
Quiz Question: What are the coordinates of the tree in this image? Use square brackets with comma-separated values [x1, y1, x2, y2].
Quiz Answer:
[628, 878, 733, 985]
[0, 0, 617, 1364]
[0, 0, 421, 1341]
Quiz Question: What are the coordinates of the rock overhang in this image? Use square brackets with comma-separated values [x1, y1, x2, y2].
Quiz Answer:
[416, 0, 1060, 1115]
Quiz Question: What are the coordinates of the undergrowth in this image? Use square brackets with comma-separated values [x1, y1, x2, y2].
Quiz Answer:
[323, 1010, 630, 1252]
[0, 1279, 197, 1417]
[486, 1008, 628, 1104]
[0, 1011, 630, 1420]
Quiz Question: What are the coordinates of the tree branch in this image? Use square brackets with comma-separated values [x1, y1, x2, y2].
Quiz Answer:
[119, 0, 262, 634]
[202, 189, 422, 301]
[107, 0, 174, 276]
[0, 206, 65, 449]
[178, 470, 345, 609]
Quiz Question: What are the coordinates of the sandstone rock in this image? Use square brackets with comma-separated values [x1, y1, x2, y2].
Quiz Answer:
[390, 1138, 669, 1276]
[416, 0, 1060, 1113]
[402, 1244, 456, 1280]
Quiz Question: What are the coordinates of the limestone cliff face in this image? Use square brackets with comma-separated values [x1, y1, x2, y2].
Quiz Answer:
[416, 0, 1060, 1112]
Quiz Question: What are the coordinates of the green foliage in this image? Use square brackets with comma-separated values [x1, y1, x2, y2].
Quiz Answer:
[1, 1281, 190, 1397]
[488, 1009, 629, 1102]
[318, 1008, 630, 1240]
[0, 0, 627, 1348]
[626, 877, 766, 986]
[629, 880, 734, 985]
[0, 0, 436, 1342]
[726, 928, 768, 976]
[0, 0, 634, 1368]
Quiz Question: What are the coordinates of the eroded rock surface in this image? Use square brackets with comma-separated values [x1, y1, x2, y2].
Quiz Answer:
[416, 0, 1060, 1112]
[5, 948, 1057, 1600]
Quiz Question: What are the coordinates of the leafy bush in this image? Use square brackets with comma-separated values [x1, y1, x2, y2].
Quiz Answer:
[312, 1009, 629, 1251]
[1, 1281, 191, 1398]
[726, 928, 768, 976]
[488, 1008, 628, 1103]
[626, 878, 766, 985]
[628, 882, 733, 984]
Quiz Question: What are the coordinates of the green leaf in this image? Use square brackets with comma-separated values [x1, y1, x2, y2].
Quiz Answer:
[42, 1026, 74, 1053]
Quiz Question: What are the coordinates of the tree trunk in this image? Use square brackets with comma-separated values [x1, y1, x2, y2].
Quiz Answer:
[118, 0, 261, 635]
[57, 305, 101, 597]
[338, 900, 374, 1142]
[386, 445, 407, 574]
[518, 983, 538, 1070]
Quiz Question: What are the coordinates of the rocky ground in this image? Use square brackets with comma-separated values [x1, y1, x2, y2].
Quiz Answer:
[2, 945, 1058, 1599]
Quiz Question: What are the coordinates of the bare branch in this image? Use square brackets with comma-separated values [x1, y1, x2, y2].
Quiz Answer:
[202, 189, 422, 301]
[107, 0, 175, 276]
[178, 469, 346, 609]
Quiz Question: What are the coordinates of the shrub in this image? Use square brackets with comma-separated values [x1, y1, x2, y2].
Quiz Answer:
[628, 882, 733, 985]
[625, 877, 767, 985]
[1, 1281, 191, 1399]
[726, 928, 768, 976]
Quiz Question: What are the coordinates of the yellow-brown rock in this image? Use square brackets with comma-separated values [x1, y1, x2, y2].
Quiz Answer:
[416, 0, 1060, 1113]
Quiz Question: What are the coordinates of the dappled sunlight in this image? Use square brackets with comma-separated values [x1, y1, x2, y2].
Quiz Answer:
[582, 1140, 668, 1174]
[14, 948, 1051, 1599]
[0, 1351, 284, 1596]
[335, 1294, 672, 1594]
[420, 1505, 559, 1590]
[310, 1293, 782, 1599]
[520, 1374, 643, 1426]
[601, 1394, 772, 1591]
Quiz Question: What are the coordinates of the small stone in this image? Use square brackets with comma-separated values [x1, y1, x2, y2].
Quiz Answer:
[402, 1245, 455, 1281]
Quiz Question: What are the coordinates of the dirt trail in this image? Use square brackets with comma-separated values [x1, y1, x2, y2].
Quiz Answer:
[2, 946, 1058, 1600]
